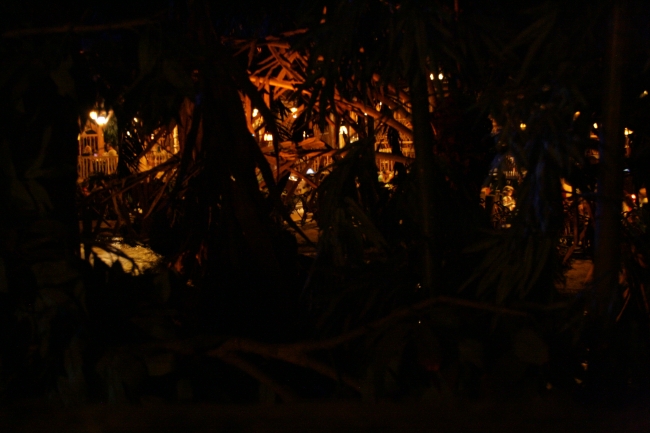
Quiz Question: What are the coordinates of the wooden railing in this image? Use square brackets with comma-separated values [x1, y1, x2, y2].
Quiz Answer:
[376, 147, 415, 172]
[146, 151, 172, 169]
[78, 155, 118, 179]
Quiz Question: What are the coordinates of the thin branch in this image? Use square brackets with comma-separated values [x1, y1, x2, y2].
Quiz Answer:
[335, 98, 413, 138]
[208, 341, 361, 392]
[207, 296, 526, 383]
[217, 352, 298, 402]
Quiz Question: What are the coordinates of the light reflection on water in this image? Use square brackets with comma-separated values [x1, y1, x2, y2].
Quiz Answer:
[80, 240, 162, 274]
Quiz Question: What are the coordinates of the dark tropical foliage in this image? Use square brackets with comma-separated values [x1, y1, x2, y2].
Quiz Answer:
[1, 0, 650, 411]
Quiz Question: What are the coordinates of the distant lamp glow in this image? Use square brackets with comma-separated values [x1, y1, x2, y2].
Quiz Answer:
[438, 73, 444, 80]
[573, 111, 580, 121]
[263, 132, 273, 141]
[306, 168, 315, 175]
[252, 108, 259, 117]
[339, 125, 348, 135]
[290, 107, 298, 113]
[96, 115, 108, 126]
[624, 127, 633, 136]
[519, 123, 527, 131]
[593, 123, 598, 129]
[289, 174, 298, 181]
[641, 90, 648, 98]
[133, 117, 139, 123]
[89, 111, 98, 120]
[631, 194, 637, 200]
[429, 73, 434, 80]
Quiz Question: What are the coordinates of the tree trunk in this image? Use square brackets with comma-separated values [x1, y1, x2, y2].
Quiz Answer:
[410, 72, 439, 294]
[593, 0, 626, 319]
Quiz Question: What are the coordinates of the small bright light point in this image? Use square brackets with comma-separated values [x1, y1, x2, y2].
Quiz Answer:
[624, 127, 633, 136]
[263, 132, 273, 141]
[573, 111, 580, 121]
[252, 108, 259, 117]
[89, 111, 98, 120]
[339, 125, 348, 135]
[96, 116, 107, 125]
[438, 73, 444, 80]
[641, 90, 648, 98]
[631, 194, 637, 200]
[133, 117, 138, 123]
[593, 123, 598, 129]
[126, 131, 131, 137]
[520, 123, 526, 131]
[291, 107, 298, 113]
[429, 73, 434, 80]
[289, 174, 298, 181]
[306, 168, 315, 175]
